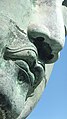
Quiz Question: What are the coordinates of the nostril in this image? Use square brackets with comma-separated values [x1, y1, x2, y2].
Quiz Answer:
[46, 54, 54, 60]
[27, 25, 45, 43]
[27, 26, 54, 61]
[27, 24, 63, 63]
[35, 37, 44, 41]
[38, 42, 54, 61]
[29, 36, 54, 62]
[31, 37, 44, 43]
[32, 37, 44, 47]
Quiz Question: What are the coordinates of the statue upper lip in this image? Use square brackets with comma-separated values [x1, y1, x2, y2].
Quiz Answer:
[3, 45, 38, 69]
[3, 44, 45, 87]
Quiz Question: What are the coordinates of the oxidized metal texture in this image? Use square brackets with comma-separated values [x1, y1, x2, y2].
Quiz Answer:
[0, 0, 66, 119]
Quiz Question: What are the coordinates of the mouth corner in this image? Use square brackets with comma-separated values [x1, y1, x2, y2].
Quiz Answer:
[0, 93, 17, 119]
[0, 93, 11, 110]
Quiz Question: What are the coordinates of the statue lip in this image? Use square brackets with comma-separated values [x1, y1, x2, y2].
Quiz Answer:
[15, 60, 36, 86]
[15, 59, 45, 100]
[3, 45, 38, 63]
[4, 46, 37, 54]
[15, 58, 45, 86]
[3, 45, 45, 96]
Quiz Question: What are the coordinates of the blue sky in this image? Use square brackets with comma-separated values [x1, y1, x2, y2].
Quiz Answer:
[27, 36, 67, 119]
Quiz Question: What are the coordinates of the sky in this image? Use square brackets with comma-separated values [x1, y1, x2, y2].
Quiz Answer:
[27, 36, 67, 119]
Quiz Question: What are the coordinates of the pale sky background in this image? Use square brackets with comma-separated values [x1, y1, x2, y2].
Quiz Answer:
[27, 36, 67, 119]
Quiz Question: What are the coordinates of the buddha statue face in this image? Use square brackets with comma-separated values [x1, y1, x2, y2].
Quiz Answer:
[0, 0, 66, 119]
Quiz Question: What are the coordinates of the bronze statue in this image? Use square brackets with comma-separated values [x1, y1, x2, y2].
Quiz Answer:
[0, 0, 67, 118]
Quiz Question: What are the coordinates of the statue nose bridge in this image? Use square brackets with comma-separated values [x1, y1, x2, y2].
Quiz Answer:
[27, 23, 63, 64]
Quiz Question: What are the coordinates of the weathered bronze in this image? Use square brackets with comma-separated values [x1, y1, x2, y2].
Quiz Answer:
[0, 0, 67, 119]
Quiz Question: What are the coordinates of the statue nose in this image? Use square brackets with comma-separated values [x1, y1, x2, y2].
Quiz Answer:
[27, 24, 61, 64]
